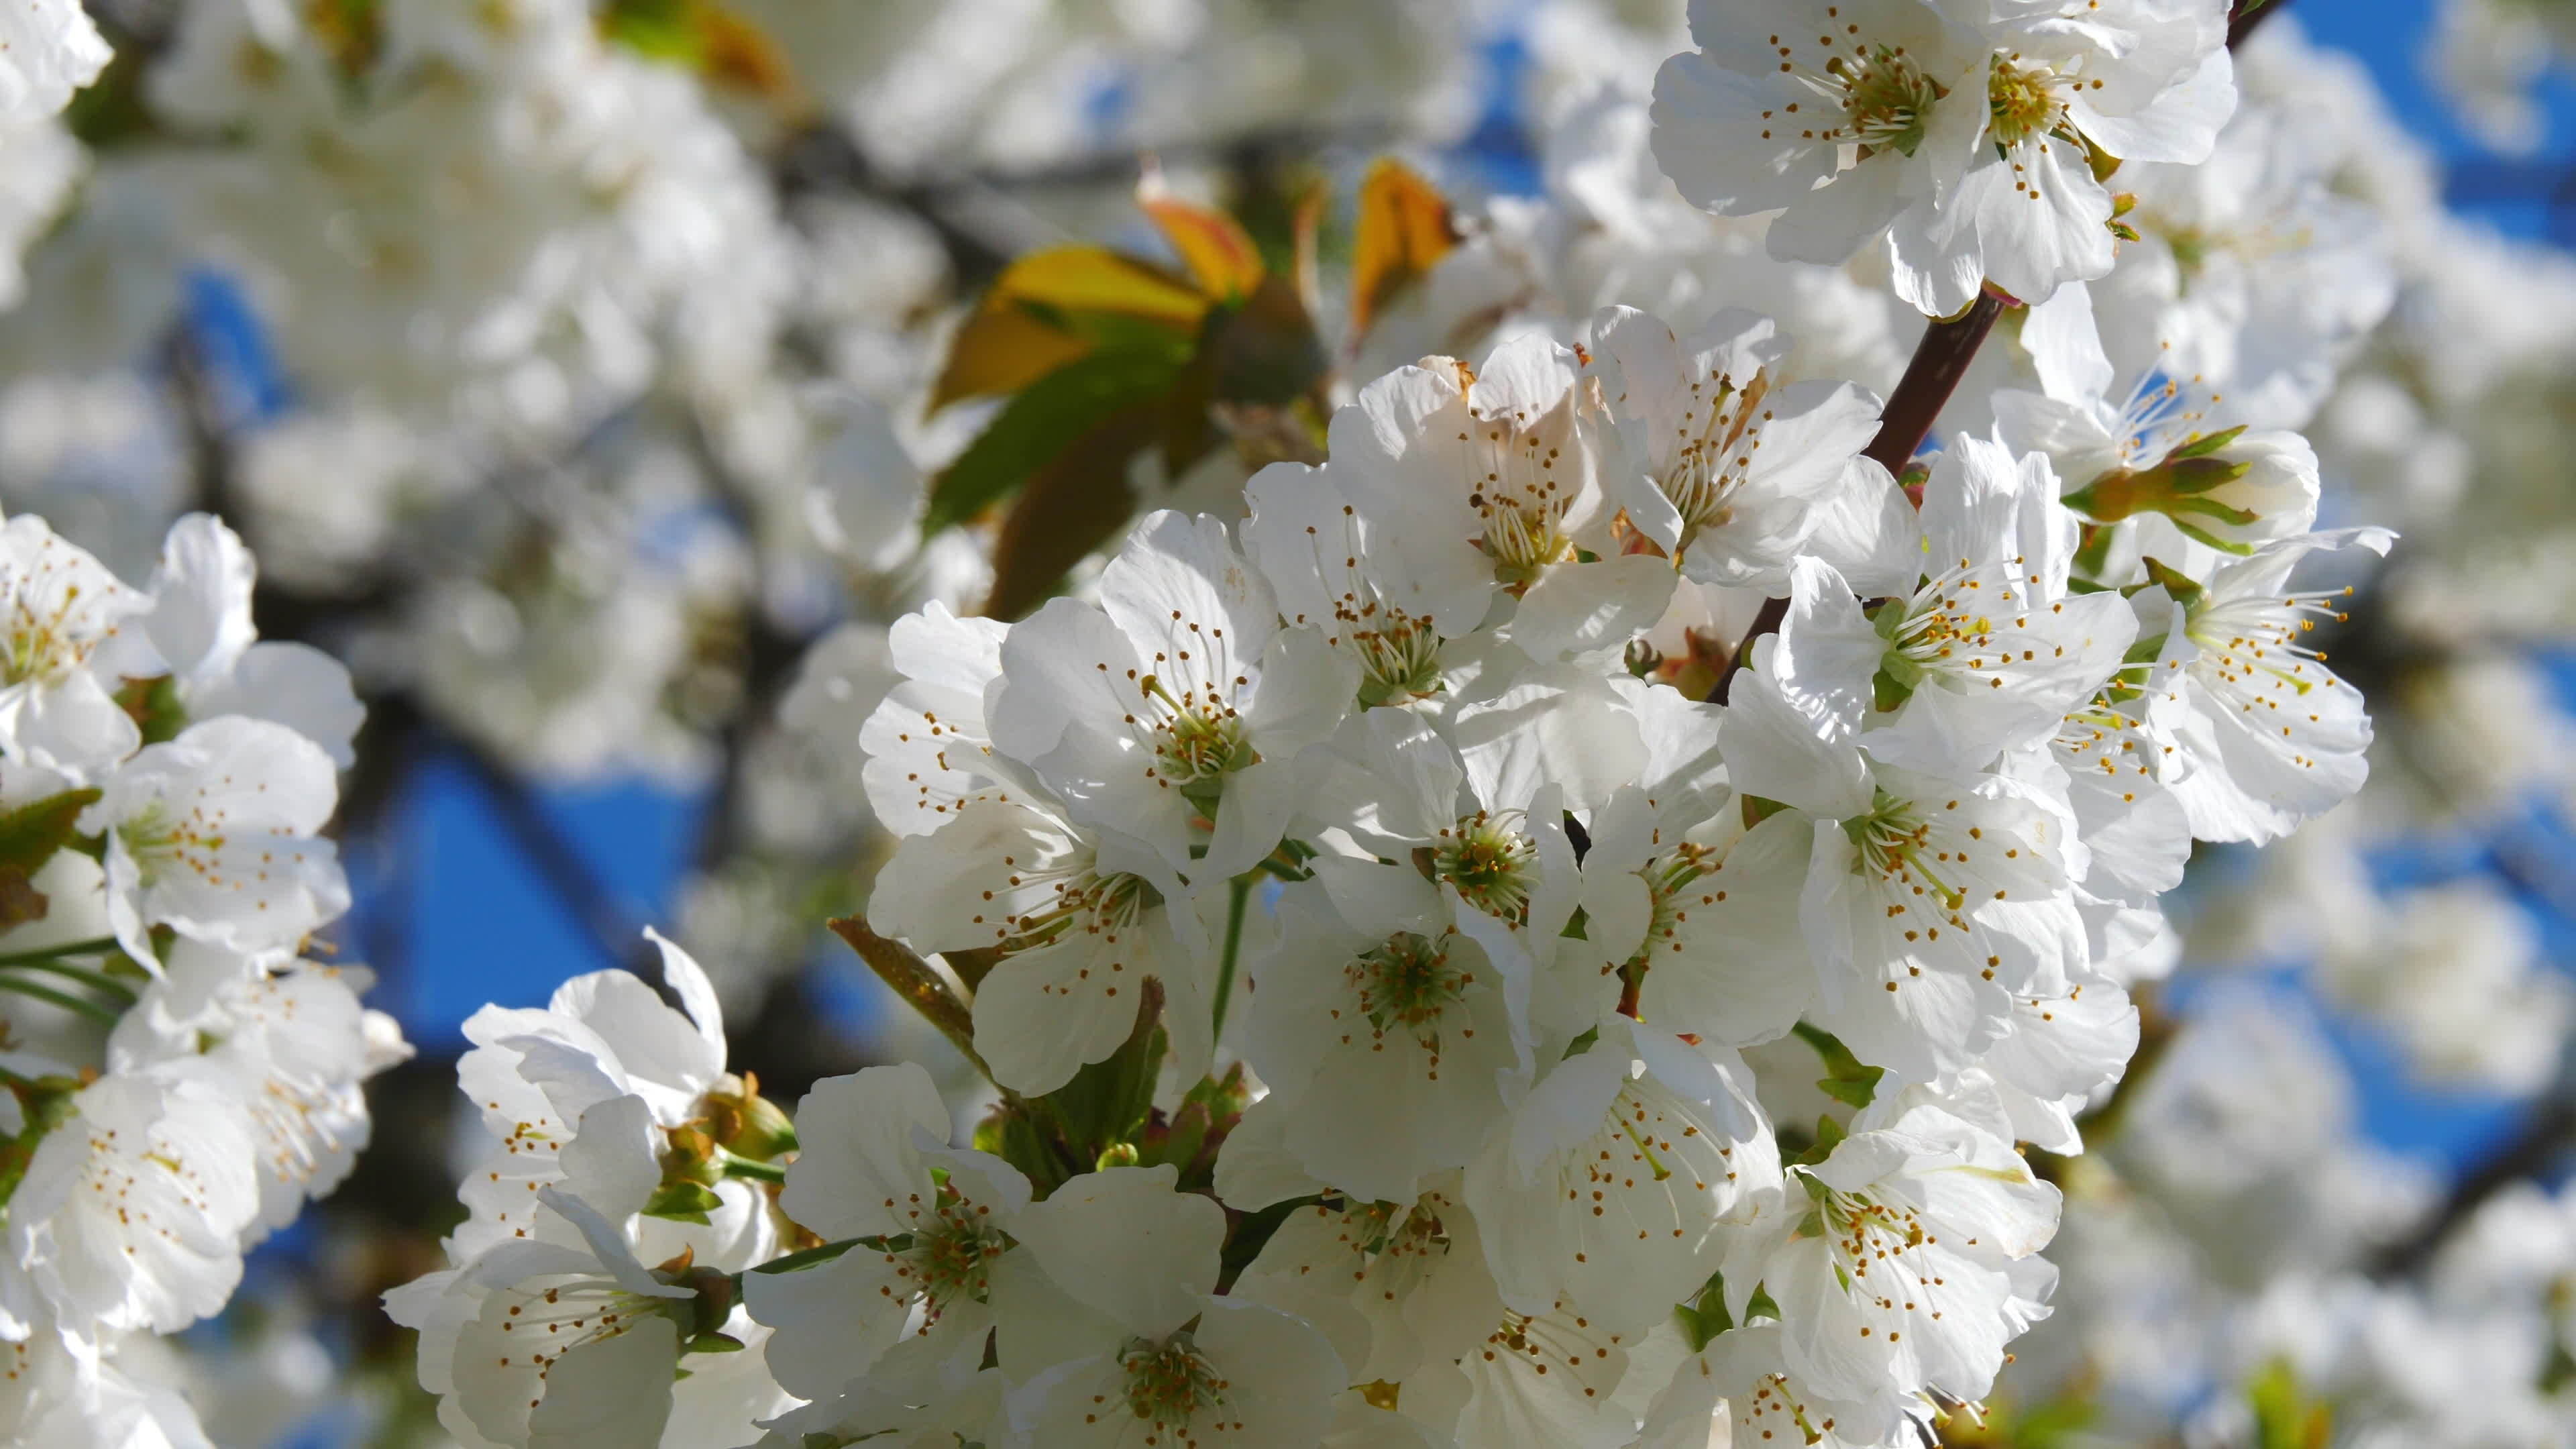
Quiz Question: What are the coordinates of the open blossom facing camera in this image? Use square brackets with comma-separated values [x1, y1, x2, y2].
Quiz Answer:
[1652, 0, 2237, 314]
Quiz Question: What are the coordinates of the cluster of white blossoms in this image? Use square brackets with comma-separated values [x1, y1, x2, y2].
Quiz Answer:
[375, 7, 2424, 1422]
[0, 506, 407, 1440]
[368, 0, 2476, 1443]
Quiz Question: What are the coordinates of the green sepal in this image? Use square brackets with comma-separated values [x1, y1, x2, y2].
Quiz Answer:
[2139, 557, 2206, 611]
[2167, 423, 2250, 461]
[1792, 1022, 1884, 1110]
[1738, 795, 1791, 828]
[113, 676, 188, 747]
[1672, 1268, 1733, 1352]
[642, 1181, 723, 1223]
[1793, 1112, 1848, 1169]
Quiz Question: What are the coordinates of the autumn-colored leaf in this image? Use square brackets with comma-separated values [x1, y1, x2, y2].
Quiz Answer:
[1138, 172, 1266, 303]
[929, 247, 1210, 413]
[696, 5, 804, 107]
[1348, 158, 1458, 344]
[600, 0, 806, 110]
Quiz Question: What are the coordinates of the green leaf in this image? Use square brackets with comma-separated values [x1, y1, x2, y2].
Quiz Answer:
[1217, 1195, 1315, 1293]
[600, 0, 696, 60]
[1042, 1015, 1167, 1165]
[924, 345, 1193, 537]
[1792, 1022, 1885, 1111]
[0, 788, 101, 881]
[974, 1102, 1073, 1195]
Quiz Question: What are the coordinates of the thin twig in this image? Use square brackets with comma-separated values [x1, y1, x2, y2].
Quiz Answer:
[824, 915, 992, 1083]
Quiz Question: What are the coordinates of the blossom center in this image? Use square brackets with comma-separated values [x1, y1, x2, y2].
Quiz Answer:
[892, 1195, 1008, 1320]
[1153, 703, 1250, 787]
[1434, 812, 1540, 922]
[1464, 404, 1578, 586]
[1831, 46, 1941, 157]
[1986, 58, 2065, 147]
[1347, 930, 1473, 1050]
[1118, 1330, 1228, 1430]
[1348, 606, 1445, 707]
[1843, 790, 1968, 910]
[1006, 868, 1159, 949]
[1663, 370, 1772, 545]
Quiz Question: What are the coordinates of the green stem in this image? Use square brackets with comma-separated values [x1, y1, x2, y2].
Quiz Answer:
[0, 977, 121, 1028]
[1212, 875, 1251, 1038]
[0, 959, 136, 1004]
[0, 936, 119, 970]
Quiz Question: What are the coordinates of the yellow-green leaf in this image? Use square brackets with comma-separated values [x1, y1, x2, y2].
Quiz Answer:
[929, 247, 1211, 412]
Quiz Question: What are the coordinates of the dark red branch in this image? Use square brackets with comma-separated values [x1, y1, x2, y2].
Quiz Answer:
[1862, 292, 2008, 476]
[2228, 0, 2286, 50]
[1709, 292, 2004, 703]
